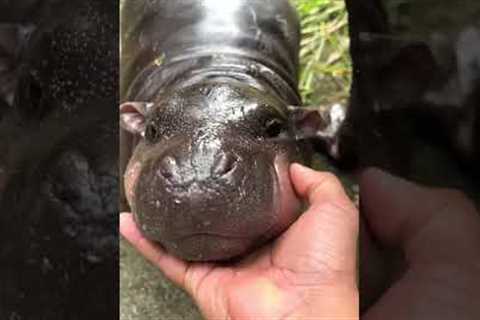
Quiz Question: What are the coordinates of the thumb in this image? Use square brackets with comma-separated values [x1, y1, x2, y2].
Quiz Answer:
[359, 168, 480, 262]
[272, 163, 358, 285]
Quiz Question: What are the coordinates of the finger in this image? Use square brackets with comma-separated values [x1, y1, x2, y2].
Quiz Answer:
[359, 168, 480, 261]
[119, 213, 189, 287]
[290, 163, 356, 212]
[272, 164, 358, 285]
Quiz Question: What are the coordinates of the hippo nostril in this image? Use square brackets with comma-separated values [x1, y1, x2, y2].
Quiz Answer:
[212, 152, 238, 176]
[159, 156, 178, 180]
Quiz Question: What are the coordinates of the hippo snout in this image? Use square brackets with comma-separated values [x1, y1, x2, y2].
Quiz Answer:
[125, 136, 303, 261]
[211, 151, 239, 176]
[158, 148, 239, 185]
[149, 136, 258, 195]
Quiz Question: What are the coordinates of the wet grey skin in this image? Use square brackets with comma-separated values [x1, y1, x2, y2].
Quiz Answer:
[120, 0, 326, 261]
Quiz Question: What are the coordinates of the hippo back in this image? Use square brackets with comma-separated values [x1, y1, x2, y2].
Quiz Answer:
[120, 0, 300, 100]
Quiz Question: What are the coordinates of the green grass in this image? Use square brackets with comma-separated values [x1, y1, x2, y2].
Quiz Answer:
[292, 0, 351, 106]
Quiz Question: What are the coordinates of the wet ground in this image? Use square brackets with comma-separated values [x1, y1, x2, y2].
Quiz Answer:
[120, 239, 201, 320]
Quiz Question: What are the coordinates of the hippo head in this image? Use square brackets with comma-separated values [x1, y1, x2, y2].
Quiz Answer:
[120, 81, 325, 261]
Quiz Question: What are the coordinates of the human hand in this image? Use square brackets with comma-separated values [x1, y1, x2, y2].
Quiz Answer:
[120, 163, 359, 319]
[359, 168, 480, 320]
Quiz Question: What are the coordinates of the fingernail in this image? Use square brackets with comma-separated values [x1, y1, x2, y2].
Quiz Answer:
[119, 212, 130, 222]
[291, 162, 315, 175]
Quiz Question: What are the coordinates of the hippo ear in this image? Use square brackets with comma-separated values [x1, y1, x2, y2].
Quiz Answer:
[288, 104, 346, 157]
[288, 104, 346, 140]
[119, 101, 152, 135]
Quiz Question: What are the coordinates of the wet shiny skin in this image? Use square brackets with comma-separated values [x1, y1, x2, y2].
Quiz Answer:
[121, 0, 306, 260]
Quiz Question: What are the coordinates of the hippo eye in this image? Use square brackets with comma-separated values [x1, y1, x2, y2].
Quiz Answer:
[144, 124, 161, 143]
[264, 118, 285, 138]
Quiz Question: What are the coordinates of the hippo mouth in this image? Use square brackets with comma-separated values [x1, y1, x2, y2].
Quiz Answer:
[170, 165, 281, 237]
[176, 232, 252, 240]
[152, 165, 281, 260]
[170, 233, 263, 261]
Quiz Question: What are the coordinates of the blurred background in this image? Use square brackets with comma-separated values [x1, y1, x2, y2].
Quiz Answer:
[293, 0, 350, 106]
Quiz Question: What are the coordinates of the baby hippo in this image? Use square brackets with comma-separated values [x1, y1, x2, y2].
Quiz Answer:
[120, 0, 332, 261]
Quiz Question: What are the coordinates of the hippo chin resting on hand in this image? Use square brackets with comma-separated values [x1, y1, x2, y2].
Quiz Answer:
[120, 0, 335, 261]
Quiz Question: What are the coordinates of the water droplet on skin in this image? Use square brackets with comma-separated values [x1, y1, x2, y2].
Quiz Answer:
[85, 253, 102, 263]
[247, 64, 259, 77]
[64, 225, 78, 237]
[42, 257, 53, 274]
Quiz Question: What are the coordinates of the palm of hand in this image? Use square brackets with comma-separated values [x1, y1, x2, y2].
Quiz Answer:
[179, 240, 307, 320]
